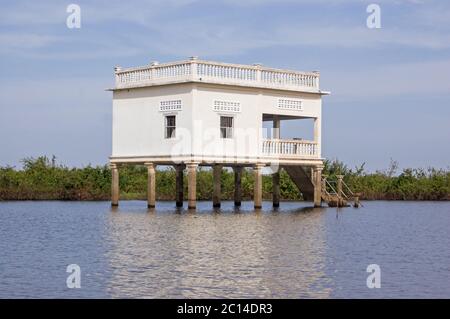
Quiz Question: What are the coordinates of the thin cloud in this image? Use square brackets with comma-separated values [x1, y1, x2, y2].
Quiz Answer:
[0, 33, 63, 52]
[327, 59, 450, 98]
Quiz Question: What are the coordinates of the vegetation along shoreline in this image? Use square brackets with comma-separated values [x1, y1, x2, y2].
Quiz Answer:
[0, 156, 448, 201]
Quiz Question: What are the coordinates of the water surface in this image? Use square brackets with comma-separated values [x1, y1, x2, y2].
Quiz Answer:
[0, 200, 449, 298]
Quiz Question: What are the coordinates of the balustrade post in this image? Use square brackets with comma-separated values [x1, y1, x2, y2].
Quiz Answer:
[190, 56, 198, 81]
[313, 71, 320, 89]
[114, 66, 122, 86]
[253, 63, 262, 83]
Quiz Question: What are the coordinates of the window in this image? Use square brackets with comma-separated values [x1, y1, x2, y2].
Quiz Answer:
[220, 116, 233, 138]
[165, 115, 176, 138]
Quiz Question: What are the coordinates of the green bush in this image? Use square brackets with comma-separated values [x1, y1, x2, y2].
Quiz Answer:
[0, 156, 448, 201]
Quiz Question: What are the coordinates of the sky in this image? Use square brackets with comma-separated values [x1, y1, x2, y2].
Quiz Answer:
[0, 0, 449, 172]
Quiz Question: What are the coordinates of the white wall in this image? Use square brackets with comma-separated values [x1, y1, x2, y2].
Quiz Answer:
[192, 84, 321, 158]
[112, 82, 322, 159]
[112, 83, 193, 157]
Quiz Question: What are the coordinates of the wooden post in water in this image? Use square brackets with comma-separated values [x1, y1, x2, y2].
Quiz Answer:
[233, 166, 242, 206]
[213, 164, 222, 208]
[111, 163, 119, 206]
[353, 194, 360, 208]
[175, 164, 185, 207]
[272, 169, 280, 208]
[336, 175, 344, 207]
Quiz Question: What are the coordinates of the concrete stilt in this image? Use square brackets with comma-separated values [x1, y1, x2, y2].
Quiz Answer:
[233, 166, 243, 206]
[111, 163, 119, 206]
[272, 169, 280, 207]
[187, 163, 198, 209]
[254, 164, 264, 209]
[145, 162, 156, 208]
[212, 164, 222, 208]
[175, 164, 185, 207]
[313, 166, 322, 207]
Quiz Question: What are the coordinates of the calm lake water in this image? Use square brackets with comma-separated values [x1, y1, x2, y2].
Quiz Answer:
[0, 200, 449, 298]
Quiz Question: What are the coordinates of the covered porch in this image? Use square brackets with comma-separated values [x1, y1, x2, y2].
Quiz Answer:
[261, 114, 321, 160]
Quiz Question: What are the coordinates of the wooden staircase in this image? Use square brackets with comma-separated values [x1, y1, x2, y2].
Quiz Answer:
[320, 179, 348, 207]
[322, 177, 361, 207]
[283, 166, 361, 208]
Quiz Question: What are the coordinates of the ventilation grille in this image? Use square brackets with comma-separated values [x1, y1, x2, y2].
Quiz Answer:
[160, 99, 182, 112]
[213, 100, 241, 113]
[277, 98, 302, 111]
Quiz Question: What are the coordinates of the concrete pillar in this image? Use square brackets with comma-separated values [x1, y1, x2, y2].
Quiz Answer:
[314, 117, 321, 157]
[233, 166, 243, 206]
[175, 164, 185, 207]
[111, 163, 119, 206]
[313, 166, 323, 207]
[145, 162, 156, 208]
[187, 163, 198, 209]
[272, 169, 280, 207]
[212, 164, 222, 208]
[273, 115, 280, 139]
[254, 164, 264, 209]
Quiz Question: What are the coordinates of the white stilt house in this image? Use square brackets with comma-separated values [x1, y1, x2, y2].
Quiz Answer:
[109, 57, 331, 209]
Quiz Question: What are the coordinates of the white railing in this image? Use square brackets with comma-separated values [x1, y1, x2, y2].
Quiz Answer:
[197, 61, 258, 82]
[261, 69, 319, 88]
[115, 61, 192, 85]
[261, 139, 318, 158]
[114, 59, 320, 91]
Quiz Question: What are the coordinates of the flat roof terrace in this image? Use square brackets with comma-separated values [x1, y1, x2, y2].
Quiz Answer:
[112, 57, 329, 94]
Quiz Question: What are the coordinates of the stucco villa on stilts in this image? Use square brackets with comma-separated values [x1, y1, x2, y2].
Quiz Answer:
[108, 57, 359, 209]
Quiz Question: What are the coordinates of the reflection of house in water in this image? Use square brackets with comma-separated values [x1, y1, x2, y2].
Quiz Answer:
[105, 206, 332, 298]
